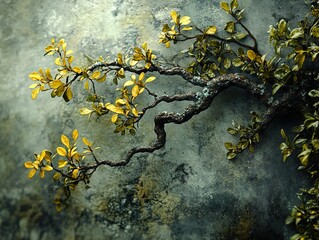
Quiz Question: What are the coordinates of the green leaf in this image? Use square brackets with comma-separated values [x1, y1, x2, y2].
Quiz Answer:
[227, 127, 237, 135]
[272, 83, 282, 95]
[225, 21, 235, 33]
[311, 26, 319, 38]
[278, 19, 287, 35]
[233, 32, 247, 40]
[289, 28, 304, 39]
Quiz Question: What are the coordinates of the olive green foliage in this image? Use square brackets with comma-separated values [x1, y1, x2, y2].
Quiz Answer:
[25, 0, 319, 238]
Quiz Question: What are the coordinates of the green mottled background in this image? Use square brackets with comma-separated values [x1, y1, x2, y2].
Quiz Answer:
[0, 0, 310, 239]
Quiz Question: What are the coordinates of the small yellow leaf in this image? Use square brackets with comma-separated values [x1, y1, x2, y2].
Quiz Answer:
[116, 98, 126, 105]
[29, 72, 42, 81]
[111, 114, 118, 123]
[139, 72, 145, 81]
[80, 108, 93, 115]
[132, 85, 140, 98]
[45, 68, 53, 80]
[53, 172, 61, 181]
[56, 147, 67, 157]
[182, 26, 193, 31]
[28, 169, 37, 179]
[63, 87, 73, 102]
[165, 41, 171, 48]
[68, 56, 74, 65]
[24, 161, 34, 169]
[145, 76, 156, 83]
[72, 129, 79, 141]
[91, 71, 101, 79]
[29, 83, 39, 89]
[117, 68, 125, 78]
[61, 134, 70, 149]
[105, 103, 125, 115]
[145, 62, 152, 69]
[220, 2, 230, 12]
[142, 42, 148, 51]
[84, 80, 89, 90]
[66, 50, 73, 55]
[117, 53, 124, 65]
[31, 87, 40, 100]
[72, 168, 79, 179]
[43, 165, 53, 171]
[130, 59, 139, 66]
[58, 160, 68, 168]
[206, 26, 217, 35]
[132, 108, 139, 117]
[180, 16, 191, 25]
[139, 87, 145, 94]
[170, 10, 178, 24]
[247, 50, 256, 61]
[55, 58, 62, 66]
[49, 80, 63, 89]
[62, 42, 67, 52]
[39, 169, 45, 178]
[124, 80, 134, 87]
[96, 74, 106, 83]
[82, 137, 92, 147]
[72, 66, 82, 74]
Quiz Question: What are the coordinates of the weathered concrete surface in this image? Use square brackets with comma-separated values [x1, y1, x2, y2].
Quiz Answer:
[0, 0, 310, 239]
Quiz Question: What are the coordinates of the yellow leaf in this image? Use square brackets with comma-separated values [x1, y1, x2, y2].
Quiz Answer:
[58, 160, 68, 168]
[72, 168, 79, 179]
[66, 50, 73, 55]
[39, 169, 45, 178]
[132, 108, 139, 117]
[117, 53, 124, 65]
[170, 10, 178, 24]
[53, 172, 61, 181]
[55, 58, 62, 66]
[130, 59, 139, 66]
[28, 169, 37, 179]
[247, 50, 256, 61]
[91, 71, 101, 79]
[96, 74, 106, 83]
[63, 87, 73, 102]
[59, 69, 69, 75]
[105, 103, 125, 114]
[45, 45, 54, 53]
[45, 68, 53, 80]
[182, 26, 193, 31]
[43, 165, 53, 171]
[31, 88, 40, 100]
[80, 108, 93, 115]
[145, 62, 152, 69]
[145, 76, 156, 83]
[72, 129, 79, 141]
[49, 80, 63, 89]
[220, 2, 230, 12]
[142, 42, 147, 51]
[24, 161, 34, 169]
[29, 83, 39, 89]
[139, 72, 145, 81]
[117, 68, 125, 78]
[84, 80, 89, 90]
[61, 134, 70, 149]
[206, 26, 217, 35]
[124, 80, 134, 87]
[82, 137, 92, 147]
[62, 42, 67, 52]
[180, 16, 191, 25]
[56, 147, 67, 157]
[132, 85, 140, 98]
[72, 66, 82, 74]
[116, 98, 126, 105]
[139, 87, 145, 94]
[29, 72, 42, 81]
[111, 114, 118, 123]
[165, 41, 171, 48]
[68, 56, 74, 65]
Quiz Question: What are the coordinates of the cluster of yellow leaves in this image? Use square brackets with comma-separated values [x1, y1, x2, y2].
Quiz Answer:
[159, 11, 192, 48]
[130, 42, 156, 69]
[24, 150, 53, 179]
[29, 38, 79, 102]
[80, 71, 156, 135]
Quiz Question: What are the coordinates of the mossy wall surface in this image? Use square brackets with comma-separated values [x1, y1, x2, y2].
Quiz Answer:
[0, 0, 310, 239]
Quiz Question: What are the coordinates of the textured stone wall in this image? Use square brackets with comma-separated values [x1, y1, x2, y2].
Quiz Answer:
[0, 0, 310, 239]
